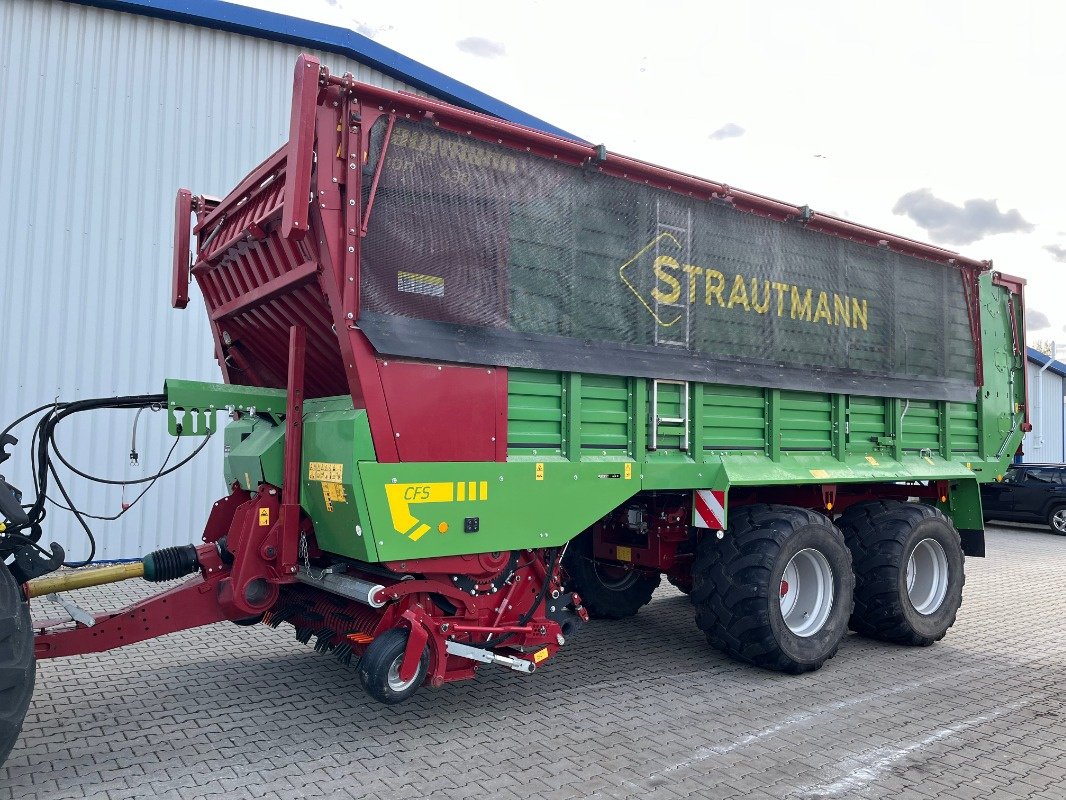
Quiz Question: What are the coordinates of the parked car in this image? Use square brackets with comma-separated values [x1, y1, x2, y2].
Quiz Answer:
[981, 464, 1066, 534]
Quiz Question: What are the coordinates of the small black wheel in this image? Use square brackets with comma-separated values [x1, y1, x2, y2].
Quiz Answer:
[562, 531, 660, 619]
[692, 504, 854, 674]
[357, 628, 429, 705]
[837, 500, 965, 646]
[1, 566, 35, 767]
[232, 615, 264, 627]
[1047, 505, 1066, 536]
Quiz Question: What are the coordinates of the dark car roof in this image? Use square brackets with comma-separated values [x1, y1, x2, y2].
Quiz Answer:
[1013, 464, 1066, 468]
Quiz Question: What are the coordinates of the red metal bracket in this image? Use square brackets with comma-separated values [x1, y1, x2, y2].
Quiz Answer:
[172, 188, 193, 308]
[281, 54, 322, 240]
[34, 571, 230, 660]
[359, 114, 395, 236]
[281, 326, 306, 574]
[822, 484, 837, 512]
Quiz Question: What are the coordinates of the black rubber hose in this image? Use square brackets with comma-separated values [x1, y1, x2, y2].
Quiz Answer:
[142, 545, 200, 582]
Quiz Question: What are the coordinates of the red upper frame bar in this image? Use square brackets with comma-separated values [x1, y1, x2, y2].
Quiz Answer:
[319, 64, 990, 275]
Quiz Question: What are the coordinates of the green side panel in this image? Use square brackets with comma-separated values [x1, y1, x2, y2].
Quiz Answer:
[358, 461, 639, 561]
[900, 399, 940, 452]
[223, 420, 285, 491]
[948, 401, 980, 457]
[506, 368, 564, 457]
[579, 374, 630, 453]
[702, 384, 765, 451]
[779, 391, 832, 452]
[299, 398, 379, 562]
[846, 396, 887, 452]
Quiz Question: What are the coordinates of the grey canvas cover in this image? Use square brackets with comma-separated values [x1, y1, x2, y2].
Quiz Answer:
[358, 120, 977, 402]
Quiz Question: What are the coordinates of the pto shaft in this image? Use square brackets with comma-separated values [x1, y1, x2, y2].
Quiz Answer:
[24, 562, 145, 598]
[23, 544, 202, 598]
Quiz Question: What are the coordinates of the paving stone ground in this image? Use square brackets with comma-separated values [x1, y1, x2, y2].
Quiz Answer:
[3, 523, 1066, 800]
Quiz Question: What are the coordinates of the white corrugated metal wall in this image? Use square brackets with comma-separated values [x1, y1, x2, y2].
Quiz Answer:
[1023, 359, 1066, 463]
[0, 0, 428, 561]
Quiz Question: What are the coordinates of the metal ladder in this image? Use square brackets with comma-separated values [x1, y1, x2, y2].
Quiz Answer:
[649, 378, 690, 452]
[653, 197, 693, 348]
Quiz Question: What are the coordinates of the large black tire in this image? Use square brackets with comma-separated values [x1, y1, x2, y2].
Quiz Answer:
[691, 504, 854, 674]
[562, 532, 660, 619]
[357, 628, 429, 705]
[837, 500, 964, 646]
[1, 565, 35, 766]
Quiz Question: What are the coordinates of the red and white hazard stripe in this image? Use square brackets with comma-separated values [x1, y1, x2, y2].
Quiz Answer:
[693, 489, 726, 529]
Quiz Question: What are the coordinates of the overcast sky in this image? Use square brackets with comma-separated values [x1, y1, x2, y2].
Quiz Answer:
[241, 0, 1066, 347]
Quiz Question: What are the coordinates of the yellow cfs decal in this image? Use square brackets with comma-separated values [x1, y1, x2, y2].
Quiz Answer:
[385, 481, 488, 542]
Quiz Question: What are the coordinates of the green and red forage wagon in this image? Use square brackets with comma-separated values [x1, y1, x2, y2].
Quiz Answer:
[0, 55, 1028, 763]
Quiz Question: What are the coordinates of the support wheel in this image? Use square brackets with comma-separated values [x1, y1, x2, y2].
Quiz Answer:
[1047, 505, 1066, 536]
[357, 628, 429, 705]
[691, 504, 854, 674]
[837, 500, 964, 646]
[562, 532, 660, 619]
[1, 566, 35, 767]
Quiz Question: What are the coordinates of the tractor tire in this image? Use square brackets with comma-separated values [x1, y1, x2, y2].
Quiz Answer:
[1047, 505, 1066, 536]
[357, 628, 429, 705]
[0, 565, 34, 767]
[562, 532, 660, 619]
[691, 504, 854, 674]
[837, 500, 964, 646]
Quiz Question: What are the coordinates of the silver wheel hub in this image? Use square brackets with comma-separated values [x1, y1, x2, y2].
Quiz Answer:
[1053, 510, 1066, 533]
[906, 538, 949, 615]
[779, 548, 835, 637]
[386, 654, 418, 692]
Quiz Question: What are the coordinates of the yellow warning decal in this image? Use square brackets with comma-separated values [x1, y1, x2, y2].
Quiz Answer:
[308, 462, 344, 482]
[865, 456, 879, 466]
[385, 481, 488, 542]
[535, 463, 544, 481]
[624, 463, 633, 480]
[616, 545, 632, 562]
[809, 469, 831, 479]
[322, 482, 347, 512]
[258, 508, 271, 527]
[924, 456, 936, 466]
[533, 648, 549, 664]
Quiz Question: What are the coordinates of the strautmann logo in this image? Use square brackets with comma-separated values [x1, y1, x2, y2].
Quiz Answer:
[619, 232, 870, 331]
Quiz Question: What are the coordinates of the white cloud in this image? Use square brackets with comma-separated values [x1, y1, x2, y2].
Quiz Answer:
[709, 123, 745, 141]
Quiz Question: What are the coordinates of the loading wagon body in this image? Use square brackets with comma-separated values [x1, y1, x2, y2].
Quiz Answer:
[0, 55, 1028, 760]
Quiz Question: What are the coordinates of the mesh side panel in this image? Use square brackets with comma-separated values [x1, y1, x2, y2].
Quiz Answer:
[359, 120, 977, 401]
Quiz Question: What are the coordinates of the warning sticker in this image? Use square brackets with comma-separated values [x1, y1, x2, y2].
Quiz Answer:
[308, 462, 344, 482]
[258, 508, 271, 527]
[322, 482, 347, 512]
[616, 545, 632, 562]
[535, 463, 544, 481]
[533, 648, 549, 663]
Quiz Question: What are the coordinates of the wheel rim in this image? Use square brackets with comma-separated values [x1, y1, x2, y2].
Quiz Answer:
[779, 548, 835, 637]
[906, 538, 950, 615]
[1053, 510, 1066, 533]
[593, 561, 639, 591]
[386, 653, 418, 692]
